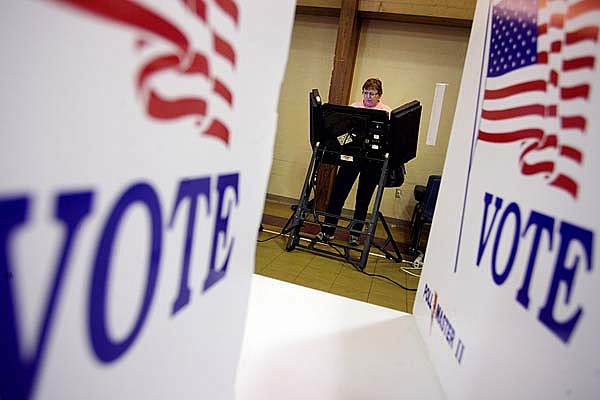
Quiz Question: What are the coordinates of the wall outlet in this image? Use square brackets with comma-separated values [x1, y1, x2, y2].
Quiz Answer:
[395, 188, 402, 199]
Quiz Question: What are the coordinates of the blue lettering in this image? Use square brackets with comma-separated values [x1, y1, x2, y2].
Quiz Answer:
[203, 173, 239, 291]
[516, 211, 554, 308]
[1, 192, 93, 399]
[455, 338, 465, 364]
[477, 192, 595, 343]
[169, 177, 211, 315]
[538, 222, 593, 343]
[1, 171, 241, 395]
[477, 192, 503, 266]
[423, 283, 432, 309]
[491, 202, 521, 285]
[89, 183, 162, 362]
[434, 303, 455, 348]
[444, 315, 455, 347]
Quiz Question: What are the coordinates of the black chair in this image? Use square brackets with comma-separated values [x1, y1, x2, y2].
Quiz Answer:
[409, 175, 441, 255]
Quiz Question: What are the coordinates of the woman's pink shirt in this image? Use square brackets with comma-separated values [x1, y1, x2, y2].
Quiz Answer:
[350, 100, 392, 113]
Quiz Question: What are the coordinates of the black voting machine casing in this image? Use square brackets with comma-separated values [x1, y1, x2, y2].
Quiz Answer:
[287, 89, 422, 270]
[309, 88, 422, 186]
[389, 99, 422, 165]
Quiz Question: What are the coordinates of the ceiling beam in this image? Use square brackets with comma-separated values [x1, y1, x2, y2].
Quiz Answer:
[296, 0, 475, 28]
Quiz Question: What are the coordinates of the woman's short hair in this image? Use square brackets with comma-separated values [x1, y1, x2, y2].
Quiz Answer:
[362, 78, 383, 95]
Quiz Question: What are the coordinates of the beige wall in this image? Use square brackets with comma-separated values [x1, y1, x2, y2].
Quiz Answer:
[268, 15, 470, 221]
[267, 14, 338, 198]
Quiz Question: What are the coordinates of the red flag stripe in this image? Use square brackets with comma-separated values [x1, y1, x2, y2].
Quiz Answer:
[137, 53, 209, 90]
[560, 84, 590, 99]
[483, 80, 546, 99]
[560, 145, 584, 163]
[550, 174, 578, 197]
[561, 116, 587, 130]
[540, 134, 558, 149]
[138, 55, 181, 89]
[565, 26, 599, 44]
[519, 140, 541, 162]
[52, 0, 189, 53]
[521, 161, 554, 175]
[213, 79, 233, 105]
[549, 70, 559, 86]
[182, 0, 207, 22]
[563, 56, 595, 70]
[214, 0, 239, 25]
[203, 119, 230, 144]
[213, 33, 236, 65]
[551, 40, 562, 52]
[549, 13, 565, 29]
[146, 91, 207, 119]
[481, 104, 546, 120]
[568, 0, 600, 19]
[478, 129, 544, 143]
[184, 53, 210, 74]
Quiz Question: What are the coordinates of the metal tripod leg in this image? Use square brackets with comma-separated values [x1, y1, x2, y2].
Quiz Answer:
[375, 212, 403, 262]
[358, 155, 391, 270]
[286, 144, 321, 251]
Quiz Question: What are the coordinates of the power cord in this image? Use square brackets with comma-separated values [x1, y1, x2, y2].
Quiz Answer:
[325, 241, 418, 292]
[400, 251, 423, 278]
[257, 215, 418, 291]
[257, 219, 301, 243]
[259, 140, 417, 288]
[258, 150, 323, 244]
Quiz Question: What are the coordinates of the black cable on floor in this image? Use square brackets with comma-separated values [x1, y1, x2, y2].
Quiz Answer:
[256, 232, 282, 243]
[256, 221, 301, 243]
[258, 225, 418, 291]
[258, 150, 324, 245]
[361, 270, 418, 292]
[326, 242, 418, 292]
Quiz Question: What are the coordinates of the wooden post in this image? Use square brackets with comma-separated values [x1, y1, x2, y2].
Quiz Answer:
[314, 0, 361, 211]
[328, 0, 360, 105]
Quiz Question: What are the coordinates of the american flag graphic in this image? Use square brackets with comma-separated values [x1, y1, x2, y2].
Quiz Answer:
[52, 0, 239, 145]
[478, 0, 600, 198]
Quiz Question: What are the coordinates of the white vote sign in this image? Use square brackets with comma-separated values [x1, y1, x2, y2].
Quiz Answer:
[414, 0, 600, 398]
[0, 1, 295, 398]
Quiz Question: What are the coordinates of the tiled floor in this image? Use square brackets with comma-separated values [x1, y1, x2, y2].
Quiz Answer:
[255, 200, 423, 313]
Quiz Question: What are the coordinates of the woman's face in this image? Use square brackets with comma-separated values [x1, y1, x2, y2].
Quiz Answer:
[362, 88, 380, 107]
